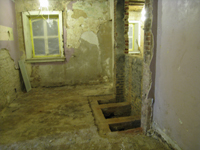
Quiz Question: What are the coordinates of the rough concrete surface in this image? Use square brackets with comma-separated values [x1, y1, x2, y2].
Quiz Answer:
[125, 55, 143, 117]
[0, 49, 21, 111]
[0, 84, 170, 150]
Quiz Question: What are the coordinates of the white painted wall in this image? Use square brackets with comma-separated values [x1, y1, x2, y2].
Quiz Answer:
[153, 0, 200, 150]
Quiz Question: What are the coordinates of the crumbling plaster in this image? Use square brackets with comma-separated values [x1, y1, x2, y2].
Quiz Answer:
[67, 1, 109, 49]
[124, 55, 143, 117]
[0, 49, 21, 111]
[140, 0, 154, 133]
[0, 0, 22, 111]
[15, 0, 113, 87]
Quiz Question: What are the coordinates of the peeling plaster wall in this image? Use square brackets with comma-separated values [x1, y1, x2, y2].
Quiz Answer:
[0, 0, 21, 111]
[15, 0, 113, 87]
[0, 50, 21, 111]
[140, 0, 154, 133]
[153, 0, 200, 150]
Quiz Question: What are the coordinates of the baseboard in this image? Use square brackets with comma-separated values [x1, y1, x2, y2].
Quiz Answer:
[152, 122, 182, 150]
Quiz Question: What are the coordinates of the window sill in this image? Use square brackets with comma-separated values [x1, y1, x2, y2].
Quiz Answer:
[129, 51, 140, 54]
[26, 57, 66, 63]
[126, 51, 143, 59]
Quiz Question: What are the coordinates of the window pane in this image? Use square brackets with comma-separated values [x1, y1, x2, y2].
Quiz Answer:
[129, 38, 133, 50]
[47, 20, 58, 36]
[32, 19, 44, 36]
[48, 38, 59, 54]
[128, 25, 133, 37]
[34, 39, 45, 55]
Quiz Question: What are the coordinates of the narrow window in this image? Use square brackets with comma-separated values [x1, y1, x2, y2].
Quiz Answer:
[128, 21, 141, 54]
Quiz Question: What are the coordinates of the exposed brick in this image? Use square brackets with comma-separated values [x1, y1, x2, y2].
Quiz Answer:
[125, 55, 143, 116]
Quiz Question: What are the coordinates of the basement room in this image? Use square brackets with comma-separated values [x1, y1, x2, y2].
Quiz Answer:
[0, 0, 199, 150]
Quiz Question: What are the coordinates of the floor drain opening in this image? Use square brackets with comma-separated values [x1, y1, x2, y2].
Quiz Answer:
[104, 112, 115, 118]
[101, 105, 131, 119]
[109, 120, 141, 132]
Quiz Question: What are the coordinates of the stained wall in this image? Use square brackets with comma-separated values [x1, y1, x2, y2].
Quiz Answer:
[15, 0, 113, 87]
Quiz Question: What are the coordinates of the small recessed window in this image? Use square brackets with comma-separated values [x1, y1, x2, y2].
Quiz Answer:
[22, 11, 65, 63]
[128, 21, 141, 54]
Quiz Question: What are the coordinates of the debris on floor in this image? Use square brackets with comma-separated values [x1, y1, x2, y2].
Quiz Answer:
[0, 84, 170, 150]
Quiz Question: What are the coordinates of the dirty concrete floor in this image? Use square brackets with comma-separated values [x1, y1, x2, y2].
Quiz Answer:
[0, 84, 170, 150]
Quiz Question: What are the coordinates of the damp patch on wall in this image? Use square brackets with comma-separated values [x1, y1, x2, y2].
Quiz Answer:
[66, 1, 109, 49]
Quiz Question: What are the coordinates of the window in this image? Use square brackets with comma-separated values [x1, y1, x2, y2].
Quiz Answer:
[22, 11, 65, 63]
[128, 21, 141, 54]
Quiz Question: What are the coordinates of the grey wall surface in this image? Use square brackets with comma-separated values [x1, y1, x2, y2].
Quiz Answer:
[153, 0, 200, 150]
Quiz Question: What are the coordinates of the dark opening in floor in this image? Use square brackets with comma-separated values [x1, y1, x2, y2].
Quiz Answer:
[101, 105, 131, 119]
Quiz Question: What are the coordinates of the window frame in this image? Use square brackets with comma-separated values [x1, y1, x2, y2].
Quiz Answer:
[22, 11, 65, 63]
[128, 21, 141, 54]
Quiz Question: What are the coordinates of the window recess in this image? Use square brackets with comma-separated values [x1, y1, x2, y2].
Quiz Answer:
[22, 11, 65, 63]
[128, 21, 141, 54]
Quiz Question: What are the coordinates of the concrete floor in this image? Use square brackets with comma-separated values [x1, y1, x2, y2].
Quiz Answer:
[0, 84, 170, 150]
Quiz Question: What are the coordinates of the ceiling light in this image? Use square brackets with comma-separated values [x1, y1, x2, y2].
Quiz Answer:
[39, 0, 49, 8]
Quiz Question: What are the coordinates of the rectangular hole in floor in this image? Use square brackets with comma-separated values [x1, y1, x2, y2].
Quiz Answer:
[101, 105, 131, 119]
[109, 120, 141, 132]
